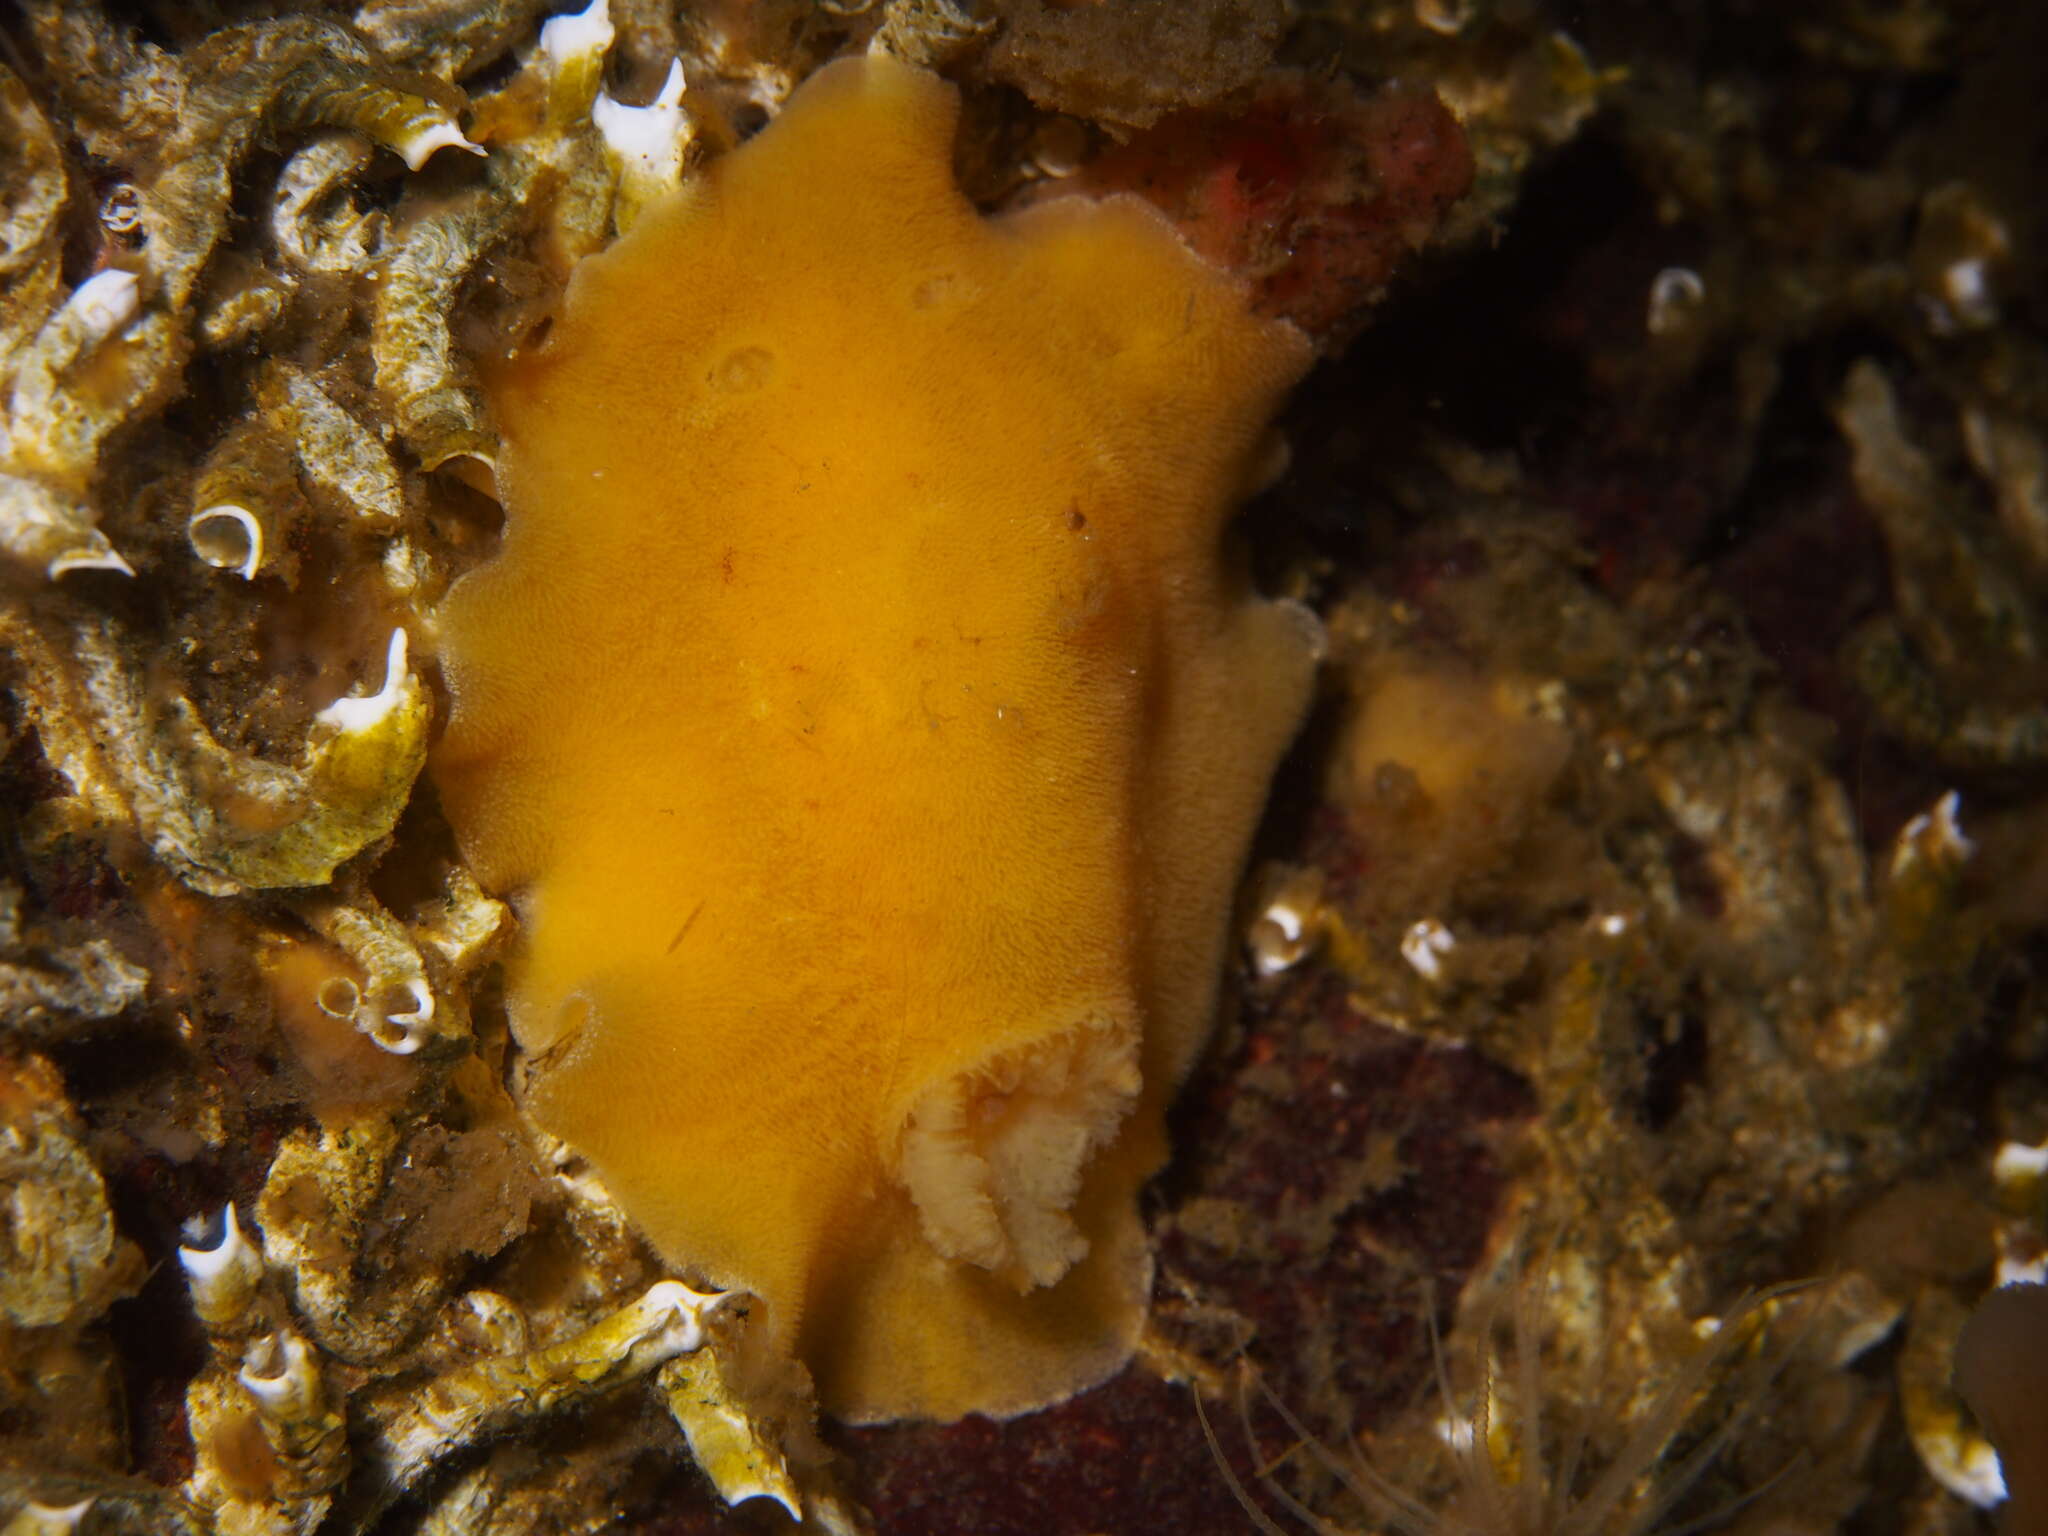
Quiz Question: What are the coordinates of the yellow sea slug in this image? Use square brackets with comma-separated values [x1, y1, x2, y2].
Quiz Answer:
[433, 52, 1319, 1423]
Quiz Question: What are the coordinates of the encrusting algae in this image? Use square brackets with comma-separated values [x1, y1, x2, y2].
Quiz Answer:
[433, 50, 1321, 1425]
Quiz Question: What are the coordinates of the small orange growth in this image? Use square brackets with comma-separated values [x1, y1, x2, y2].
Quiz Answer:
[433, 55, 1318, 1420]
[260, 938, 416, 1117]
[1324, 663, 1573, 915]
[208, 1408, 282, 1500]
[1336, 666, 1569, 826]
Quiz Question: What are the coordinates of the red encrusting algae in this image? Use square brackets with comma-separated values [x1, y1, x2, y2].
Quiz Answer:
[1074, 77, 1476, 338]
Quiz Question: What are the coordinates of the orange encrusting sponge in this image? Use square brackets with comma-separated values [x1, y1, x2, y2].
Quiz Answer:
[432, 53, 1318, 1423]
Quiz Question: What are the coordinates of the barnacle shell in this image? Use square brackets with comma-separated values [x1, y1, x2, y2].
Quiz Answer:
[0, 1055, 141, 1330]
[353, 0, 548, 81]
[0, 14, 486, 583]
[260, 367, 408, 531]
[656, 1342, 803, 1521]
[4, 615, 427, 895]
[2, 271, 168, 576]
[238, 1332, 325, 1424]
[184, 1311, 349, 1535]
[0, 475, 135, 581]
[1836, 359, 2048, 768]
[372, 197, 515, 471]
[592, 59, 694, 229]
[0, 62, 65, 360]
[255, 1118, 438, 1363]
[178, 1206, 268, 1336]
[299, 889, 447, 1056]
[270, 134, 385, 275]
[1901, 1285, 2007, 1509]
[141, 17, 479, 310]
[0, 884, 148, 1036]
[371, 1281, 726, 1492]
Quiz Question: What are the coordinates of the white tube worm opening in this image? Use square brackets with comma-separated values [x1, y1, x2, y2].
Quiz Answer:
[188, 504, 263, 579]
[238, 1331, 317, 1416]
[316, 627, 410, 733]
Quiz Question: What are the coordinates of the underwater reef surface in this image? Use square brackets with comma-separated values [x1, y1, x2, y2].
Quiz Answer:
[0, 1, 2044, 1533]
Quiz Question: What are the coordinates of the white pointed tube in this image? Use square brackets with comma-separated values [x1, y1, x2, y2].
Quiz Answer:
[239, 1331, 321, 1421]
[621, 1280, 724, 1373]
[316, 627, 411, 734]
[62, 269, 140, 345]
[392, 120, 485, 173]
[364, 976, 434, 1056]
[178, 1204, 265, 1332]
[457, 1290, 530, 1356]
[47, 543, 135, 578]
[593, 59, 692, 228]
[1891, 789, 1973, 877]
[1401, 917, 1456, 982]
[541, 0, 615, 63]
[539, 0, 615, 125]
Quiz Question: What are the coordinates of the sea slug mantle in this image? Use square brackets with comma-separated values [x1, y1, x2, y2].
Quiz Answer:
[432, 52, 1320, 1423]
